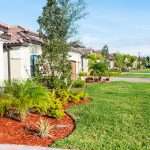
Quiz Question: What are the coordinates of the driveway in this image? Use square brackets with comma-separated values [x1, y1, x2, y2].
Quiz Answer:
[111, 77, 150, 83]
[0, 144, 69, 150]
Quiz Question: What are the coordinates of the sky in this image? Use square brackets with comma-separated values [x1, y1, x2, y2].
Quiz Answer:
[0, 0, 150, 56]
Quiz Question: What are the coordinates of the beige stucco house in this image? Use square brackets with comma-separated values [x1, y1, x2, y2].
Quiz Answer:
[0, 23, 89, 85]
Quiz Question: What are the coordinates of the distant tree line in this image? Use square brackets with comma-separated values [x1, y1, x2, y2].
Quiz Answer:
[87, 44, 150, 75]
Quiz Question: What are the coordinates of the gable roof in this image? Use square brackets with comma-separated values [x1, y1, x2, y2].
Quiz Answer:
[0, 23, 42, 47]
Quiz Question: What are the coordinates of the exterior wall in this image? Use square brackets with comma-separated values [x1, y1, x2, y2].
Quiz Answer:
[3, 44, 42, 81]
[82, 57, 88, 72]
[2, 44, 88, 82]
[68, 51, 82, 76]
[0, 41, 4, 85]
[68, 51, 88, 79]
[109, 60, 115, 69]
[3, 51, 8, 80]
[19, 44, 42, 80]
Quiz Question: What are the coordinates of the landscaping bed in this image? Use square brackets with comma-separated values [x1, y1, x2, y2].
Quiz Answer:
[0, 80, 89, 147]
[0, 97, 89, 147]
[85, 76, 110, 83]
[0, 113, 74, 147]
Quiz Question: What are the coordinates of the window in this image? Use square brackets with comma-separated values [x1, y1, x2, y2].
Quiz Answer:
[30, 55, 39, 77]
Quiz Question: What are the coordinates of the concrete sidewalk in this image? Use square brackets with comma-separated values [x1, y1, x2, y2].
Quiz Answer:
[0, 144, 69, 150]
[111, 77, 150, 83]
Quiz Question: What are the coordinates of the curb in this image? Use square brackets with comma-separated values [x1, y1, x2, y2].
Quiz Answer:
[0, 144, 69, 150]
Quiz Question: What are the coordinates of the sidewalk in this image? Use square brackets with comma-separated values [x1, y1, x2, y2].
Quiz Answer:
[111, 77, 150, 83]
[0, 144, 69, 150]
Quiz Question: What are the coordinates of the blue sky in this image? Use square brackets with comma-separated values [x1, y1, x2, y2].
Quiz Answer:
[0, 0, 150, 56]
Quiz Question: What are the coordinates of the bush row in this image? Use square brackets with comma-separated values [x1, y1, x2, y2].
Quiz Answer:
[0, 80, 87, 120]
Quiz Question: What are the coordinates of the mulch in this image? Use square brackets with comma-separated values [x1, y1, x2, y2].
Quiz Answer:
[64, 98, 90, 109]
[0, 99, 89, 147]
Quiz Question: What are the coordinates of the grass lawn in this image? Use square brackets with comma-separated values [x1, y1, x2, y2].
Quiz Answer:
[53, 82, 150, 150]
[119, 72, 150, 78]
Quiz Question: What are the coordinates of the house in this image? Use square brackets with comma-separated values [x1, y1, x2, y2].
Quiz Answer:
[108, 54, 115, 69]
[69, 46, 90, 80]
[0, 23, 89, 85]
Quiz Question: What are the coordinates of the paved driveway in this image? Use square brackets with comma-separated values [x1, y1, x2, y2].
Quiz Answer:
[111, 77, 150, 83]
[0, 144, 69, 150]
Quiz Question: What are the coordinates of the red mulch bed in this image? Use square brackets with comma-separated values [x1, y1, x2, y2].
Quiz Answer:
[0, 113, 74, 147]
[0, 99, 89, 147]
[64, 98, 90, 109]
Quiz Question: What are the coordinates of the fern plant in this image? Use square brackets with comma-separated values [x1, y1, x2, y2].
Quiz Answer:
[0, 98, 12, 117]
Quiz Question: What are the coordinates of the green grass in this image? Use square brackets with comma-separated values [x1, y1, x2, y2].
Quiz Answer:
[130, 69, 150, 73]
[52, 82, 150, 150]
[119, 72, 150, 78]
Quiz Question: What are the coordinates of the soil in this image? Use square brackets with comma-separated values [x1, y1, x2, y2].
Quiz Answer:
[0, 99, 89, 147]
[64, 98, 90, 109]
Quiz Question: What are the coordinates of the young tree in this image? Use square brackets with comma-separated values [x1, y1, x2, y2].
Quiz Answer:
[114, 53, 125, 71]
[89, 62, 108, 76]
[101, 45, 109, 58]
[37, 0, 86, 89]
[145, 56, 150, 68]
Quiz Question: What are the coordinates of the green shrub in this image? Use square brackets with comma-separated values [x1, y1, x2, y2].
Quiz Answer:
[4, 80, 49, 100]
[54, 89, 70, 104]
[79, 71, 88, 77]
[4, 80, 24, 99]
[31, 91, 64, 118]
[54, 89, 88, 104]
[1, 80, 88, 120]
[0, 97, 12, 117]
[72, 79, 85, 88]
[69, 91, 88, 103]
[89, 62, 108, 76]
[3, 80, 64, 119]
[47, 92, 64, 118]
[109, 71, 121, 77]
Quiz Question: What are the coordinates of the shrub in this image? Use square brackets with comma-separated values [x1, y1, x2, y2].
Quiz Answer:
[109, 71, 121, 77]
[1, 79, 88, 120]
[0, 97, 12, 117]
[54, 89, 70, 104]
[89, 62, 108, 76]
[4, 80, 39, 121]
[79, 71, 88, 77]
[3, 80, 64, 119]
[47, 92, 64, 118]
[72, 79, 85, 88]
[4, 80, 24, 99]
[12, 98, 30, 121]
[77, 91, 88, 100]
[4, 80, 49, 100]
[69, 91, 88, 103]
[36, 118, 54, 138]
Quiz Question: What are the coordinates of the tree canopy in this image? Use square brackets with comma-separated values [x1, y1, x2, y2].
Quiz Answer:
[101, 45, 109, 58]
[37, 0, 86, 89]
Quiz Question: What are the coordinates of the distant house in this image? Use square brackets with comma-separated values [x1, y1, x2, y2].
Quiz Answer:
[0, 23, 89, 85]
[69, 47, 90, 80]
[108, 54, 115, 69]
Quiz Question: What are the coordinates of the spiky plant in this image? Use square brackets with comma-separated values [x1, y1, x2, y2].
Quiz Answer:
[36, 118, 54, 138]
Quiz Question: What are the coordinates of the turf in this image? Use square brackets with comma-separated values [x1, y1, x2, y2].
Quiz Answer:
[119, 72, 150, 78]
[52, 82, 150, 150]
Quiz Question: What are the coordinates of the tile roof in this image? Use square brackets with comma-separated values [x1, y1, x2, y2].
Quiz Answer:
[0, 23, 42, 46]
[70, 47, 93, 55]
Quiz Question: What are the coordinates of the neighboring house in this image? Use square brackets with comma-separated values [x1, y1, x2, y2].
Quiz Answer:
[108, 54, 115, 69]
[0, 23, 89, 84]
[69, 47, 89, 80]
